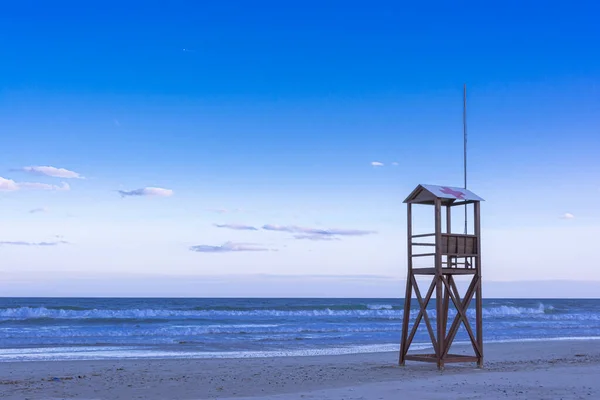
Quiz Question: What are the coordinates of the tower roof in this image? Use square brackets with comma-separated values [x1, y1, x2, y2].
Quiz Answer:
[403, 184, 484, 205]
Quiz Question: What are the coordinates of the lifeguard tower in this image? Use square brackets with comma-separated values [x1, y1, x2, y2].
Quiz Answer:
[399, 184, 484, 369]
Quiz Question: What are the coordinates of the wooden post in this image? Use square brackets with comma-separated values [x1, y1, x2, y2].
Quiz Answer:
[434, 198, 444, 369]
[474, 201, 483, 367]
[442, 205, 451, 347]
[399, 203, 413, 365]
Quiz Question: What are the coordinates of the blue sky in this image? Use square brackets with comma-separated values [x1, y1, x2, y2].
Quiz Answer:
[1, 1, 599, 297]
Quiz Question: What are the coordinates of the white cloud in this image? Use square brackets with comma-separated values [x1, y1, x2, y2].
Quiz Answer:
[19, 166, 83, 179]
[262, 224, 376, 238]
[0, 240, 69, 247]
[560, 213, 575, 220]
[118, 187, 174, 197]
[371, 161, 384, 167]
[0, 177, 69, 192]
[213, 223, 258, 231]
[0, 177, 19, 191]
[391, 162, 399, 166]
[190, 241, 270, 253]
[20, 182, 70, 191]
[293, 234, 340, 241]
[29, 207, 49, 214]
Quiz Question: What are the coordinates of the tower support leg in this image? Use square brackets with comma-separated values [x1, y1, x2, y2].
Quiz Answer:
[399, 273, 412, 366]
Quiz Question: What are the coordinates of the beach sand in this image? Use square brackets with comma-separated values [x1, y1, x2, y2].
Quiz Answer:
[1, 340, 599, 399]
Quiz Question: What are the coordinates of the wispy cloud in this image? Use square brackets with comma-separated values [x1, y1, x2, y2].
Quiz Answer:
[262, 225, 295, 233]
[391, 162, 399, 166]
[190, 241, 270, 253]
[560, 213, 575, 220]
[20, 182, 70, 191]
[29, 207, 49, 214]
[317, 228, 376, 236]
[16, 166, 83, 179]
[118, 187, 173, 197]
[262, 224, 376, 239]
[0, 177, 70, 192]
[213, 223, 258, 231]
[0, 240, 69, 247]
[371, 161, 384, 167]
[293, 234, 340, 241]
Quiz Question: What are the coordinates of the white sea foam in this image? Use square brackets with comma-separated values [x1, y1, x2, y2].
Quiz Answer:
[480, 304, 547, 316]
[0, 343, 427, 362]
[2, 336, 600, 362]
[0, 304, 578, 321]
[366, 304, 393, 310]
[0, 324, 406, 339]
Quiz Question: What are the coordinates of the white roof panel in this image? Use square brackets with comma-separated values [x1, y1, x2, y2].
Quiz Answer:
[404, 184, 484, 204]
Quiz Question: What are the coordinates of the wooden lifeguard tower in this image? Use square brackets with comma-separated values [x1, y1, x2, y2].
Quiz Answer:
[399, 184, 484, 369]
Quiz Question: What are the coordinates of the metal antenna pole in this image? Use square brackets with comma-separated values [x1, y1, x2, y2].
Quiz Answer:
[463, 84, 468, 235]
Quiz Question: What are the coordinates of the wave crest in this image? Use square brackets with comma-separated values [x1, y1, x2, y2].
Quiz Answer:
[0, 303, 584, 321]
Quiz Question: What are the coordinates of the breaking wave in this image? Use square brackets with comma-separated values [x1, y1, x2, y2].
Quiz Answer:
[0, 303, 589, 322]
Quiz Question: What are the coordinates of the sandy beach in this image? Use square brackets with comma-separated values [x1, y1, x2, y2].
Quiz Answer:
[0, 340, 599, 399]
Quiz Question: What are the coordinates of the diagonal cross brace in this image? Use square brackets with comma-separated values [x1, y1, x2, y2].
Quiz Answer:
[405, 276, 438, 354]
[442, 274, 481, 359]
[442, 276, 481, 358]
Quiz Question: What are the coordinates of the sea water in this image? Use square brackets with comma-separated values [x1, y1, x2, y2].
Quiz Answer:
[0, 298, 599, 361]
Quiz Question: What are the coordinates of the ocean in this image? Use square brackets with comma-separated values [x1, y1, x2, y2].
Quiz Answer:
[0, 298, 599, 362]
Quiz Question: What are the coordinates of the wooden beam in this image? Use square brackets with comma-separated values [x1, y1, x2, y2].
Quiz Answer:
[474, 201, 483, 367]
[434, 198, 444, 368]
[442, 277, 450, 350]
[442, 354, 480, 363]
[413, 268, 476, 275]
[448, 200, 477, 207]
[412, 233, 436, 238]
[404, 354, 480, 364]
[399, 203, 413, 365]
[404, 354, 440, 363]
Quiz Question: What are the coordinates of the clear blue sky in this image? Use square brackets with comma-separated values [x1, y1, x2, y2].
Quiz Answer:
[1, 1, 599, 297]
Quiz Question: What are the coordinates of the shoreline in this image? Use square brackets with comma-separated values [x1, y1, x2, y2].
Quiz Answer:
[2, 340, 600, 399]
[1, 336, 599, 363]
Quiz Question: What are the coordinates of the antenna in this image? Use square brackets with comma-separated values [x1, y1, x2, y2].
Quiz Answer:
[463, 84, 468, 235]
